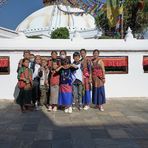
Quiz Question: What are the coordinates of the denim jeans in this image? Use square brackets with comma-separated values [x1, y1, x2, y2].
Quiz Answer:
[72, 80, 83, 107]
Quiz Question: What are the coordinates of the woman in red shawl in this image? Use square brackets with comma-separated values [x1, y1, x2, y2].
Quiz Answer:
[91, 49, 106, 111]
[16, 58, 33, 112]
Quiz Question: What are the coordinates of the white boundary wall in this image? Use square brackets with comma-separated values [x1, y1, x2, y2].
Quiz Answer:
[0, 38, 148, 99]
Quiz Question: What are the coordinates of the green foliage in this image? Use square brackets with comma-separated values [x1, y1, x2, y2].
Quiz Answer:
[99, 35, 113, 39]
[95, 0, 148, 37]
[98, 33, 121, 39]
[95, 12, 109, 35]
[51, 27, 69, 39]
[27, 36, 42, 39]
[123, 0, 148, 34]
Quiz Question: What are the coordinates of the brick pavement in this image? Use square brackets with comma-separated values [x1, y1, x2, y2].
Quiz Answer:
[0, 99, 148, 148]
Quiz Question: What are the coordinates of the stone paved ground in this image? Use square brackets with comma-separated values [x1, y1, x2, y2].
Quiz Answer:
[0, 98, 148, 148]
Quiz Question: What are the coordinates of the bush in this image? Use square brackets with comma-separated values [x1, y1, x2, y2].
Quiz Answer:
[27, 36, 42, 39]
[51, 27, 69, 39]
[98, 35, 113, 39]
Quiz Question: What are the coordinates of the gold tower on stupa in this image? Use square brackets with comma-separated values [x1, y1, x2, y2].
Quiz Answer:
[42, 0, 79, 7]
[43, 0, 57, 6]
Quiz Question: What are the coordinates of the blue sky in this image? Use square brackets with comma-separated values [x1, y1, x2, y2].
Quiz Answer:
[0, 0, 43, 30]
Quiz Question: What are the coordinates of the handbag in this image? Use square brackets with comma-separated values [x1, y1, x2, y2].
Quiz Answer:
[18, 80, 26, 89]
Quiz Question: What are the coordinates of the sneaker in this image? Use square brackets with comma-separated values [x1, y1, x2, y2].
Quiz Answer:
[47, 105, 52, 111]
[79, 107, 83, 110]
[99, 106, 104, 112]
[53, 106, 57, 112]
[68, 107, 72, 113]
[34, 102, 39, 110]
[84, 105, 90, 110]
[79, 104, 83, 110]
[64, 108, 69, 113]
[79, 103, 83, 110]
[72, 106, 76, 110]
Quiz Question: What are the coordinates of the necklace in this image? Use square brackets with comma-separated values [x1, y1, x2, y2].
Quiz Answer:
[61, 69, 71, 80]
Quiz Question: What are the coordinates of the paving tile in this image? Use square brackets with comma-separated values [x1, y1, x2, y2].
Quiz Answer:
[127, 116, 148, 124]
[0, 140, 22, 148]
[135, 139, 148, 148]
[22, 124, 38, 132]
[0, 99, 148, 148]
[52, 139, 73, 148]
[31, 140, 52, 148]
[94, 139, 140, 148]
[90, 129, 111, 139]
[34, 131, 53, 140]
[52, 130, 71, 140]
[125, 128, 148, 138]
[16, 132, 36, 141]
[0, 142, 11, 148]
[107, 129, 129, 139]
[109, 111, 125, 117]
[72, 139, 96, 148]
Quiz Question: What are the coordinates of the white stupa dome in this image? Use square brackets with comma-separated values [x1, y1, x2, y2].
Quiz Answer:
[16, 4, 101, 39]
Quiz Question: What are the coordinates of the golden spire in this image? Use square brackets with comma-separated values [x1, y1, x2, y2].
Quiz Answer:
[43, 0, 57, 6]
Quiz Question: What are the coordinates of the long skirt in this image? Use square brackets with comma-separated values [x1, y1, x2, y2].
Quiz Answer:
[50, 85, 59, 105]
[92, 86, 106, 105]
[58, 84, 73, 106]
[82, 78, 91, 105]
[16, 89, 32, 107]
[32, 79, 40, 103]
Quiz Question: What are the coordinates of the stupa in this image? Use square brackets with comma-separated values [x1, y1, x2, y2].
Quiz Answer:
[16, 0, 102, 39]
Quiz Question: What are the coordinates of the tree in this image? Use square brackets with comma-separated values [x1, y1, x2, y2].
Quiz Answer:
[51, 27, 69, 39]
[95, 0, 148, 38]
[123, 0, 148, 35]
[0, 0, 7, 6]
[95, 6, 118, 38]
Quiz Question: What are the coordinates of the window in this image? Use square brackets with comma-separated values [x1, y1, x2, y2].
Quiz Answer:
[87, 56, 128, 74]
[143, 56, 148, 73]
[0, 56, 10, 75]
[101, 56, 128, 74]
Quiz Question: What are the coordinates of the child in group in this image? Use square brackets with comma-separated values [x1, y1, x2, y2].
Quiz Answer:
[57, 59, 78, 113]
[72, 52, 83, 110]
[47, 51, 60, 105]
[38, 58, 49, 107]
[16, 58, 33, 113]
[80, 49, 91, 110]
[48, 61, 60, 111]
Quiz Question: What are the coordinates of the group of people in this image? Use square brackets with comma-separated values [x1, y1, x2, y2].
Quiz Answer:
[16, 49, 106, 113]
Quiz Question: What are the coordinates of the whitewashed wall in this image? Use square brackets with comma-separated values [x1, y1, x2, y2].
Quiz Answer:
[0, 38, 148, 99]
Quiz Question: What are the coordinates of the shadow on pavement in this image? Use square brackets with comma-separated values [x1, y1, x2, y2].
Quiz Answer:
[0, 99, 148, 148]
